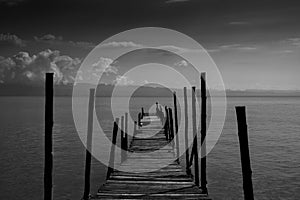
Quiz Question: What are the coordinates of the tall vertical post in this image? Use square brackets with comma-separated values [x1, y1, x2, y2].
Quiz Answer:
[164, 106, 169, 140]
[141, 107, 145, 118]
[138, 113, 141, 128]
[125, 112, 128, 151]
[134, 121, 137, 137]
[200, 73, 207, 194]
[121, 116, 126, 162]
[44, 73, 53, 200]
[183, 87, 190, 174]
[106, 118, 119, 180]
[168, 108, 175, 152]
[192, 86, 200, 187]
[173, 92, 180, 163]
[236, 106, 254, 200]
[83, 88, 95, 200]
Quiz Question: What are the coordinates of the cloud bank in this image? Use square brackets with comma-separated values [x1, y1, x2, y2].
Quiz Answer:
[0, 49, 81, 85]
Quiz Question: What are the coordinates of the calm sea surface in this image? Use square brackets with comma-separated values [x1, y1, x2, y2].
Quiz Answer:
[0, 96, 299, 200]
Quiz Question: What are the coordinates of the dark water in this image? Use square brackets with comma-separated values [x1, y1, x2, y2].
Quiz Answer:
[0, 96, 299, 200]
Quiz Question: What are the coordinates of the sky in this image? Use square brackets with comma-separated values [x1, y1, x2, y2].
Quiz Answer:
[0, 0, 300, 90]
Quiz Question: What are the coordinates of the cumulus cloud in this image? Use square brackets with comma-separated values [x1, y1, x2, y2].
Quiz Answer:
[113, 75, 134, 86]
[0, 49, 82, 85]
[92, 57, 118, 76]
[0, 33, 26, 47]
[174, 60, 188, 67]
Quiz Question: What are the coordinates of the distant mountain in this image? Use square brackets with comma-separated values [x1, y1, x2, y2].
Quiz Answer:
[0, 83, 300, 97]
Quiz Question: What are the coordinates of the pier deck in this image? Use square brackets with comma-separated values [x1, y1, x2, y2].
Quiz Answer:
[95, 115, 211, 199]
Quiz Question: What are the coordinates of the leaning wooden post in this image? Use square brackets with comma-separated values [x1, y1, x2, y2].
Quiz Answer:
[44, 73, 53, 200]
[183, 87, 190, 174]
[106, 118, 119, 180]
[121, 116, 126, 162]
[173, 92, 180, 163]
[192, 86, 200, 187]
[82, 88, 95, 200]
[200, 73, 208, 194]
[236, 106, 254, 200]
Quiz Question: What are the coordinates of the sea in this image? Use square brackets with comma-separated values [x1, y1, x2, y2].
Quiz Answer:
[0, 96, 299, 200]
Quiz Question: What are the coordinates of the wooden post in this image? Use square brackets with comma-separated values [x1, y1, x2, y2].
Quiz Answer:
[200, 73, 207, 194]
[141, 107, 145, 118]
[183, 87, 190, 174]
[83, 88, 95, 200]
[125, 112, 128, 152]
[134, 121, 137, 137]
[121, 116, 126, 162]
[173, 92, 180, 163]
[106, 118, 119, 180]
[168, 108, 175, 154]
[44, 73, 53, 200]
[192, 86, 200, 187]
[164, 106, 169, 140]
[236, 106, 254, 200]
[138, 113, 141, 128]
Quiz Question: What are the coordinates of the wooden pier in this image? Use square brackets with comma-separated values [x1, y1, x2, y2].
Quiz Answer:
[95, 114, 211, 199]
[43, 73, 254, 200]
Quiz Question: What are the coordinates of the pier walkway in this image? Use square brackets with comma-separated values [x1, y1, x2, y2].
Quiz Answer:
[95, 115, 211, 199]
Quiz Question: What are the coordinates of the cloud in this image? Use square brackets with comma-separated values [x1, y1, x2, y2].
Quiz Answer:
[99, 41, 205, 54]
[92, 57, 118, 75]
[34, 34, 96, 49]
[0, 33, 26, 47]
[34, 34, 63, 42]
[0, 49, 82, 85]
[174, 60, 188, 67]
[219, 44, 257, 51]
[69, 41, 96, 49]
[286, 38, 300, 47]
[100, 41, 143, 48]
[165, 0, 190, 3]
[113, 75, 134, 86]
